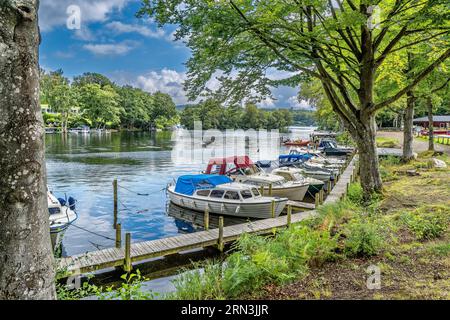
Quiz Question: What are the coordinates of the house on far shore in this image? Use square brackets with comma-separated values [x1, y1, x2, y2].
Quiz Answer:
[413, 115, 450, 129]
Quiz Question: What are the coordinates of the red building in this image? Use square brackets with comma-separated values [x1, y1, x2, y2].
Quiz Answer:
[413, 115, 450, 129]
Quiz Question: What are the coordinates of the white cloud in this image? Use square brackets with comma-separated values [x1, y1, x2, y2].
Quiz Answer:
[135, 69, 189, 105]
[106, 21, 167, 39]
[39, 0, 130, 32]
[83, 41, 139, 56]
[288, 96, 312, 110]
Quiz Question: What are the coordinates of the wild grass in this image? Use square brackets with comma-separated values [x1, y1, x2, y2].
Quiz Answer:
[376, 137, 401, 148]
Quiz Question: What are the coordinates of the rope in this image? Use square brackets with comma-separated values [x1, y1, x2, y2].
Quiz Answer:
[118, 185, 149, 196]
[69, 224, 115, 241]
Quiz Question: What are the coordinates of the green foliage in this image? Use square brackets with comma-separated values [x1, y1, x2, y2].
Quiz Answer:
[401, 206, 449, 241]
[169, 227, 337, 299]
[98, 270, 157, 300]
[180, 99, 293, 131]
[56, 276, 100, 300]
[169, 261, 225, 300]
[376, 137, 400, 148]
[343, 221, 384, 257]
[40, 71, 178, 131]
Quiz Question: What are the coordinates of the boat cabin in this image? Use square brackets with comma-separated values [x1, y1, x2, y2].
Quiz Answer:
[205, 156, 257, 175]
[193, 183, 262, 201]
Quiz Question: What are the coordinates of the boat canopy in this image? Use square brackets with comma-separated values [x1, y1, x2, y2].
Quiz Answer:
[279, 154, 313, 163]
[205, 156, 254, 175]
[175, 174, 233, 196]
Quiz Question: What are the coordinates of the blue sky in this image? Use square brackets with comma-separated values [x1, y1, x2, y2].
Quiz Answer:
[39, 0, 310, 108]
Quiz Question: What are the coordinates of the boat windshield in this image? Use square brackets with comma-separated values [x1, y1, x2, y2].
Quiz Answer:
[224, 191, 240, 200]
[240, 190, 253, 199]
[196, 190, 211, 197]
[251, 188, 260, 197]
[210, 190, 225, 198]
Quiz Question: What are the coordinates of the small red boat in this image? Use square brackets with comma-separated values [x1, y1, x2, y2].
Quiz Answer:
[283, 139, 311, 147]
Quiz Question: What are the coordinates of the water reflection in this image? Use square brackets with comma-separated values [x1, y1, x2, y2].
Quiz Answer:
[46, 127, 314, 256]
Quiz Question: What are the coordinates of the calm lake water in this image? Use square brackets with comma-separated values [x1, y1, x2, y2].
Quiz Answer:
[45, 126, 315, 257]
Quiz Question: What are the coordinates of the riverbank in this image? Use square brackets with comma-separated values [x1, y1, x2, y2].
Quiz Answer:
[256, 152, 450, 300]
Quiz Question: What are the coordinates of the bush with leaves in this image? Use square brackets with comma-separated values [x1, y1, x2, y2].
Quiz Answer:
[401, 206, 449, 241]
[343, 221, 384, 257]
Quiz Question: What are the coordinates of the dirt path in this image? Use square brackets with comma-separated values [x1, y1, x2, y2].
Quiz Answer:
[377, 131, 450, 155]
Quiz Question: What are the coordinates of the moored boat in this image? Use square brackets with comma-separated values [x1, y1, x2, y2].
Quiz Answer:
[205, 156, 310, 201]
[272, 167, 325, 195]
[167, 175, 288, 219]
[47, 190, 78, 251]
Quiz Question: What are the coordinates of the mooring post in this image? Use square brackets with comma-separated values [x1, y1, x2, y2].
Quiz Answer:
[327, 180, 332, 195]
[268, 183, 273, 196]
[204, 206, 210, 231]
[315, 192, 320, 208]
[113, 179, 118, 229]
[287, 205, 292, 227]
[271, 200, 276, 218]
[320, 189, 324, 204]
[115, 223, 122, 248]
[124, 233, 132, 272]
[260, 185, 264, 196]
[218, 216, 224, 252]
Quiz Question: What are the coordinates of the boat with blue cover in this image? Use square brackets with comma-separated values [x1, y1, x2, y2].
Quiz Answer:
[167, 174, 288, 219]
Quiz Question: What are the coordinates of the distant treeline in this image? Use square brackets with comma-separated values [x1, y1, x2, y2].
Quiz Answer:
[180, 100, 295, 131]
[40, 70, 178, 131]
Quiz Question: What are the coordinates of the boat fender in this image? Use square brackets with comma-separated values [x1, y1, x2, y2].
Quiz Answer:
[68, 197, 76, 210]
[235, 205, 240, 214]
[58, 198, 67, 206]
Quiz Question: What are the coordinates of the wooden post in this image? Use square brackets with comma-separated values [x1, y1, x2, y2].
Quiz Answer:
[320, 189, 324, 204]
[287, 205, 292, 227]
[115, 223, 122, 248]
[260, 185, 264, 196]
[204, 206, 210, 231]
[268, 183, 273, 196]
[271, 200, 275, 218]
[315, 192, 320, 208]
[124, 233, 132, 272]
[346, 182, 349, 197]
[218, 216, 224, 252]
[327, 180, 332, 195]
[113, 179, 118, 229]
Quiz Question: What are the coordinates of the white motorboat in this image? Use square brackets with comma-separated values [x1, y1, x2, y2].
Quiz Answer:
[167, 175, 288, 219]
[204, 156, 310, 201]
[233, 172, 309, 201]
[48, 190, 78, 250]
[272, 167, 325, 195]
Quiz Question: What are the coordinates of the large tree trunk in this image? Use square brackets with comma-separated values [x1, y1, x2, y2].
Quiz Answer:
[402, 91, 415, 161]
[353, 114, 383, 197]
[427, 97, 434, 151]
[0, 0, 56, 299]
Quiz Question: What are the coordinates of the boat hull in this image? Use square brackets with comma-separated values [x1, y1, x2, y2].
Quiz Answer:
[167, 189, 287, 219]
[267, 184, 309, 201]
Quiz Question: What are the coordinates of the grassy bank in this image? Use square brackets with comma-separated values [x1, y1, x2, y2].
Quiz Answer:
[58, 152, 449, 300]
[167, 152, 450, 300]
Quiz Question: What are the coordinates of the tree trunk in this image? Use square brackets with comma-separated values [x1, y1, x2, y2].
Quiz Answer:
[0, 0, 56, 299]
[353, 114, 383, 197]
[427, 97, 434, 151]
[402, 91, 415, 161]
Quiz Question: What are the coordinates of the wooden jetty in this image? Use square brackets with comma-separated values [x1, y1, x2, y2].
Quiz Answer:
[57, 157, 357, 279]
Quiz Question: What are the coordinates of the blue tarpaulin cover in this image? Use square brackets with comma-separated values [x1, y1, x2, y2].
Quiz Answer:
[175, 174, 233, 196]
[279, 154, 313, 163]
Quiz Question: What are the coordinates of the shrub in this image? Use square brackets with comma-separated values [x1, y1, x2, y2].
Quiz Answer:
[344, 221, 384, 257]
[170, 261, 224, 300]
[401, 207, 449, 241]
